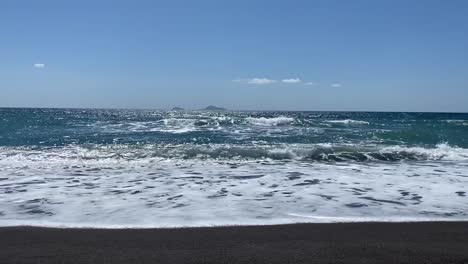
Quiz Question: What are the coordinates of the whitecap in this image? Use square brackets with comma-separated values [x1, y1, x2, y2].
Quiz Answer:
[246, 116, 294, 126]
[380, 143, 468, 161]
[326, 119, 370, 125]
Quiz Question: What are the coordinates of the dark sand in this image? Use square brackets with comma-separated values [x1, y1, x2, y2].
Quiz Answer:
[2, 222, 468, 264]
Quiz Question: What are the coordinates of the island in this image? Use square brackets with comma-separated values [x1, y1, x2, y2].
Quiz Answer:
[171, 107, 185, 111]
[201, 105, 227, 111]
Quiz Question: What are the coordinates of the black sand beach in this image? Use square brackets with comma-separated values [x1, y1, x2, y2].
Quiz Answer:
[1, 222, 468, 264]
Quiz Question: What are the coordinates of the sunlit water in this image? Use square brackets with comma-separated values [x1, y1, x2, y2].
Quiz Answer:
[0, 108, 467, 227]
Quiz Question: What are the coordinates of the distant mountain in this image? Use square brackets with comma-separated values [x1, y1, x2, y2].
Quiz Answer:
[202, 105, 227, 111]
[171, 107, 185, 111]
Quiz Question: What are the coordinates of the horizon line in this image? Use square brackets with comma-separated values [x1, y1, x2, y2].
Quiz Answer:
[0, 106, 467, 114]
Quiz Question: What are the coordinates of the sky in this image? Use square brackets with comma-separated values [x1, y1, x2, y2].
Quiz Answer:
[1, 0, 467, 112]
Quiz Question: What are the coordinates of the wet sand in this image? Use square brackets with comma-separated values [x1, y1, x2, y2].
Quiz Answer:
[1, 222, 468, 264]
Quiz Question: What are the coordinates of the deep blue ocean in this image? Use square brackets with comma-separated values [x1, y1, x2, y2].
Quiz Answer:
[1, 108, 467, 227]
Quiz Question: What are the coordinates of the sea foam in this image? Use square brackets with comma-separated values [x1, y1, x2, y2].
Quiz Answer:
[0, 157, 467, 228]
[326, 119, 370, 125]
[246, 116, 294, 126]
[1, 109, 468, 228]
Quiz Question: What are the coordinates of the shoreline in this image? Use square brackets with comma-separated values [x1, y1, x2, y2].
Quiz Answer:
[2, 222, 468, 263]
[3, 216, 468, 228]
[1, 218, 468, 229]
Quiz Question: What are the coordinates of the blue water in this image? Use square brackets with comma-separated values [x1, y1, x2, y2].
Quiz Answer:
[0, 108, 467, 227]
[1, 108, 468, 159]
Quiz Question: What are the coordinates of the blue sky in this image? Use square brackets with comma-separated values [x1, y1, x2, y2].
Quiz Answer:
[1, 0, 467, 111]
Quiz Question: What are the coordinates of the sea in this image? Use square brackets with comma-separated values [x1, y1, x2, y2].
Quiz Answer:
[0, 108, 467, 228]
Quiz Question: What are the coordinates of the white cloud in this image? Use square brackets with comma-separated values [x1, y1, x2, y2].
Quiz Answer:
[331, 83, 342, 88]
[33, 63, 45, 69]
[248, 78, 277, 84]
[233, 77, 312, 85]
[282, 78, 302, 83]
[304, 82, 319, 86]
[233, 78, 277, 84]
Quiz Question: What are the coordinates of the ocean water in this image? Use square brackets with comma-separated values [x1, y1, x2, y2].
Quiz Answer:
[0, 108, 467, 227]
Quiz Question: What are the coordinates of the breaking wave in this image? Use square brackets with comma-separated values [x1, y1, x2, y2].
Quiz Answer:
[246, 116, 294, 126]
[1, 143, 467, 165]
[3, 109, 468, 228]
[326, 119, 370, 125]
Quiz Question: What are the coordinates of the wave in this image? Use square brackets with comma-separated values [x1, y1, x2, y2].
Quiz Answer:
[379, 143, 468, 161]
[1, 143, 467, 165]
[92, 119, 200, 134]
[326, 119, 370, 125]
[2, 216, 465, 229]
[88, 115, 240, 134]
[246, 116, 294, 126]
[158, 118, 198, 133]
[445, 120, 468, 126]
[445, 120, 467, 123]
[265, 143, 468, 161]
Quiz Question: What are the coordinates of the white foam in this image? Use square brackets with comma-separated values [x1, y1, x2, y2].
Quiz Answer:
[445, 120, 468, 126]
[1, 153, 467, 228]
[381, 143, 468, 161]
[246, 117, 294, 126]
[286, 214, 467, 223]
[445, 120, 467, 123]
[87, 118, 200, 134]
[1, 143, 468, 167]
[327, 119, 370, 125]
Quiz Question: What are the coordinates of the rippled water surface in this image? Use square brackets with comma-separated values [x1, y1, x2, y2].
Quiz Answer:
[0, 108, 467, 227]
